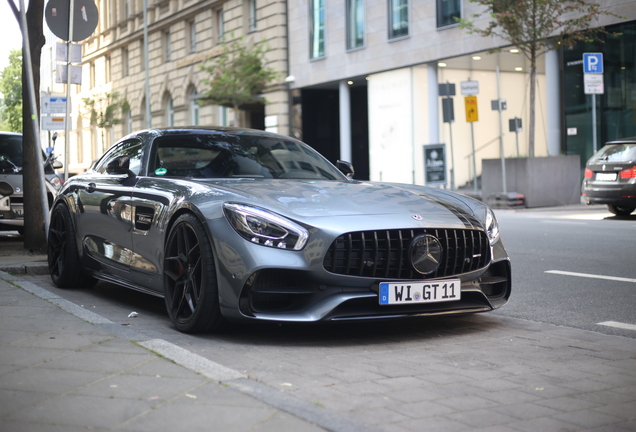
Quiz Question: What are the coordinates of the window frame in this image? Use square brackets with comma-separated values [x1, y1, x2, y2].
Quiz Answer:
[436, 0, 461, 28]
[346, 0, 365, 50]
[388, 0, 409, 40]
[309, 0, 325, 59]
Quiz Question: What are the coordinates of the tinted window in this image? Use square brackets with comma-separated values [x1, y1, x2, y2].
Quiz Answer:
[94, 140, 144, 175]
[150, 133, 346, 180]
[0, 135, 24, 171]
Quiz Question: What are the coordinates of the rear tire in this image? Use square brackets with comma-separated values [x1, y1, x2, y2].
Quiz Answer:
[607, 204, 635, 216]
[163, 213, 225, 333]
[48, 203, 96, 288]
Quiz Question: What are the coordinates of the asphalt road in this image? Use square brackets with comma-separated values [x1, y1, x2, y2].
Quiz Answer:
[492, 205, 636, 339]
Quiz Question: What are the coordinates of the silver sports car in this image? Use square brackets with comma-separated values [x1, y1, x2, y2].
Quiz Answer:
[48, 127, 511, 333]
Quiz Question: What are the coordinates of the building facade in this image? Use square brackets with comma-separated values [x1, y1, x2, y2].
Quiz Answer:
[43, 0, 289, 174]
[42, 0, 636, 186]
[287, 0, 636, 187]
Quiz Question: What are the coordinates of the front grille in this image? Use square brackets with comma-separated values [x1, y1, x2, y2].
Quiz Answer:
[323, 229, 490, 280]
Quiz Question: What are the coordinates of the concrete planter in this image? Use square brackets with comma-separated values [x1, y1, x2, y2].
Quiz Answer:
[482, 155, 581, 208]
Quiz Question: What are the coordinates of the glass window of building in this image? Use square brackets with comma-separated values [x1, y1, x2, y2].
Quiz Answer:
[310, 0, 325, 58]
[122, 47, 129, 77]
[563, 21, 636, 169]
[388, 0, 408, 39]
[247, 0, 257, 31]
[165, 95, 174, 127]
[436, 0, 460, 28]
[105, 55, 111, 82]
[217, 10, 225, 42]
[188, 87, 200, 125]
[164, 30, 172, 62]
[188, 20, 197, 53]
[346, 0, 365, 50]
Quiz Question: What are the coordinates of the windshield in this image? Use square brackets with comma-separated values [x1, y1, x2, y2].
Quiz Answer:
[0, 134, 50, 174]
[150, 133, 347, 181]
[0, 134, 24, 172]
[594, 143, 636, 162]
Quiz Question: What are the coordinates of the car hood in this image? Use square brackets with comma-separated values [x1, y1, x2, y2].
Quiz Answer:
[203, 179, 482, 224]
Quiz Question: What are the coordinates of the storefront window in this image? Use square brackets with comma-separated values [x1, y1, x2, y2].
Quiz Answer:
[563, 22, 636, 169]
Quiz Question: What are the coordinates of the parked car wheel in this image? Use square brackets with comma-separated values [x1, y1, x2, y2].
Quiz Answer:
[48, 203, 97, 288]
[607, 204, 635, 216]
[164, 213, 224, 333]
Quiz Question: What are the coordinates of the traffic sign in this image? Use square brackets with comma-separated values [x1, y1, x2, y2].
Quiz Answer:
[45, 0, 99, 42]
[42, 116, 66, 130]
[461, 81, 479, 95]
[42, 95, 67, 114]
[465, 96, 478, 122]
[583, 53, 603, 74]
[584, 74, 604, 94]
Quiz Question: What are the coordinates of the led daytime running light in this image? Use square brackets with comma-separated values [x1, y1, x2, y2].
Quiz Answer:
[223, 203, 308, 250]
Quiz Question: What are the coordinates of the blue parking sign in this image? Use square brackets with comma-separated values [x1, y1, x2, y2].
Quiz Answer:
[583, 53, 603, 74]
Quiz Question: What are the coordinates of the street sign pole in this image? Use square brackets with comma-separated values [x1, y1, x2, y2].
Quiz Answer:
[462, 80, 479, 195]
[64, 0, 75, 182]
[583, 53, 604, 155]
[496, 66, 507, 194]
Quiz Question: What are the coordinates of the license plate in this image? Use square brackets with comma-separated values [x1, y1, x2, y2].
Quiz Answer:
[596, 172, 617, 181]
[379, 279, 461, 305]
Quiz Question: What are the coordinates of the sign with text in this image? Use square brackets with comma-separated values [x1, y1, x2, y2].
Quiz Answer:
[584, 74, 604, 94]
[461, 80, 479, 95]
[423, 144, 447, 185]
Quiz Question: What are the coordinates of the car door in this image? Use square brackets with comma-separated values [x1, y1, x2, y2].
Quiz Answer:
[77, 140, 144, 280]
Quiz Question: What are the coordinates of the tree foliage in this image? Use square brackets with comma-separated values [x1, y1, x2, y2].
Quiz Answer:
[83, 92, 130, 129]
[0, 49, 23, 132]
[199, 38, 279, 126]
[459, 0, 622, 157]
[83, 92, 130, 148]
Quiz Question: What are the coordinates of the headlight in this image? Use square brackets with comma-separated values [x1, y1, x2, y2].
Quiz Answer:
[223, 203, 309, 250]
[486, 208, 500, 245]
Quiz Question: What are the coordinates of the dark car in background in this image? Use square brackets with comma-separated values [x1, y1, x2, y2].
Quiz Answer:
[582, 137, 636, 216]
[0, 132, 63, 233]
[48, 127, 511, 333]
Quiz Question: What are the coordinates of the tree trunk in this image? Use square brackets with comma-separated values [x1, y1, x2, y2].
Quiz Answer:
[21, 0, 47, 250]
[528, 63, 537, 158]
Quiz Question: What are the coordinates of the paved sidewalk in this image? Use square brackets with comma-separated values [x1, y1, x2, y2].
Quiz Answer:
[0, 271, 356, 432]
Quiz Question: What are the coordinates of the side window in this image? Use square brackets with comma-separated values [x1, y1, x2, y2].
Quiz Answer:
[94, 140, 144, 175]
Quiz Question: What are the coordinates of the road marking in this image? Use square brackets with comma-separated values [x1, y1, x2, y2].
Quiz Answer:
[597, 321, 636, 331]
[545, 270, 636, 284]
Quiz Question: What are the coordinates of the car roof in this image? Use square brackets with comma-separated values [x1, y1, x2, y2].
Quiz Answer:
[605, 137, 636, 145]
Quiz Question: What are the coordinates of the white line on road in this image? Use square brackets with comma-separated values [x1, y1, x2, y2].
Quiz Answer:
[597, 321, 636, 331]
[545, 270, 636, 284]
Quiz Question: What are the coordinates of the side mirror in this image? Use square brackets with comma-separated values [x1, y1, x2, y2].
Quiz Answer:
[337, 160, 355, 179]
[53, 160, 63, 169]
[106, 155, 134, 177]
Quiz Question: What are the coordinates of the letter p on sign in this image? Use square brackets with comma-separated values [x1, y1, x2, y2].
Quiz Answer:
[583, 53, 603, 74]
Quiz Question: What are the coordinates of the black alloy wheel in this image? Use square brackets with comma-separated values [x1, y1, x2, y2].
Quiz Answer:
[48, 203, 96, 288]
[163, 213, 224, 333]
[607, 204, 635, 217]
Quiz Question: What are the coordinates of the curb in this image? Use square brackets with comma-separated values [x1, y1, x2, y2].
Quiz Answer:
[0, 262, 49, 275]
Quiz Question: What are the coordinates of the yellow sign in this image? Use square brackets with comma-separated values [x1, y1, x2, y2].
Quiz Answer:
[465, 96, 478, 122]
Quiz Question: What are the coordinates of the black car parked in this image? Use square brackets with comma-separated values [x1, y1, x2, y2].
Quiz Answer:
[582, 137, 636, 216]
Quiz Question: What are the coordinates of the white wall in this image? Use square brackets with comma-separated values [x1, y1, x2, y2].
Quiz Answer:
[368, 65, 548, 188]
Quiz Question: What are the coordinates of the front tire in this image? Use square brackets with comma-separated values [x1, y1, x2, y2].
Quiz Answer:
[163, 213, 224, 333]
[607, 204, 635, 216]
[48, 203, 96, 288]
